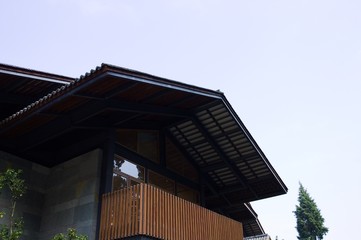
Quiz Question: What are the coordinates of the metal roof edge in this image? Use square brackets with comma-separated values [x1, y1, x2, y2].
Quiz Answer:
[244, 203, 259, 219]
[101, 63, 224, 98]
[0, 63, 74, 83]
[220, 94, 288, 195]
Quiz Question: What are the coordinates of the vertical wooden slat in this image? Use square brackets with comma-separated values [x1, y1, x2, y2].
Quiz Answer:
[155, 186, 158, 238]
[130, 185, 137, 236]
[119, 191, 125, 237]
[150, 185, 153, 237]
[171, 194, 175, 240]
[127, 187, 131, 237]
[139, 184, 143, 234]
[112, 191, 117, 238]
[111, 191, 115, 239]
[140, 184, 145, 234]
[149, 184, 154, 237]
[158, 188, 162, 239]
[129, 186, 133, 236]
[147, 184, 151, 236]
[143, 184, 148, 235]
[165, 190, 170, 239]
[181, 199, 185, 240]
[189, 202, 193, 240]
[124, 188, 129, 237]
[134, 185, 138, 235]
[137, 184, 140, 234]
[159, 188, 163, 239]
[105, 193, 111, 240]
[118, 189, 123, 238]
[104, 193, 110, 240]
[99, 194, 106, 240]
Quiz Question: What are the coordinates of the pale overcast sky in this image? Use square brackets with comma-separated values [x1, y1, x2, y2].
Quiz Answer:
[1, 1, 361, 239]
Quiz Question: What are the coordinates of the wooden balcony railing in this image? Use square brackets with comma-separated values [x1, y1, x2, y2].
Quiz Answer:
[99, 183, 243, 240]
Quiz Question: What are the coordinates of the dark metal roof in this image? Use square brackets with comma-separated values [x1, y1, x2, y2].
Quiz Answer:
[0, 63, 287, 231]
[0, 63, 73, 120]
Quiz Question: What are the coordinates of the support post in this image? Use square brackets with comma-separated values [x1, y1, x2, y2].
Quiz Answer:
[96, 129, 115, 240]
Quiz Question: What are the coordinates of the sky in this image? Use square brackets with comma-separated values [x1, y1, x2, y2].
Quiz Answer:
[1, 0, 361, 239]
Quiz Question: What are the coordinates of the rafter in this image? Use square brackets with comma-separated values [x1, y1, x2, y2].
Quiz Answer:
[191, 116, 259, 198]
[165, 129, 232, 207]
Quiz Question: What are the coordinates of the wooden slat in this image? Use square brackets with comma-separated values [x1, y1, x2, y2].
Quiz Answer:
[99, 183, 243, 240]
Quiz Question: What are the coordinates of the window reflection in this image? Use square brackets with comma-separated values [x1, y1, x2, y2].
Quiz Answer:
[112, 155, 144, 191]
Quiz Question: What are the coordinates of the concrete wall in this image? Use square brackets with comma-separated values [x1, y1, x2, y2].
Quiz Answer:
[39, 149, 102, 240]
[0, 149, 102, 240]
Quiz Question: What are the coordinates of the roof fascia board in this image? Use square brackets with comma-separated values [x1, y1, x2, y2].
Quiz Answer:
[0, 69, 72, 85]
[220, 95, 288, 194]
[106, 71, 223, 99]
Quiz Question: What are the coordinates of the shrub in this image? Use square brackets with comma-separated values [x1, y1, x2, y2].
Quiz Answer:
[51, 228, 88, 240]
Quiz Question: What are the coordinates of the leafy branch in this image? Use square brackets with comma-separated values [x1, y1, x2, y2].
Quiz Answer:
[0, 169, 26, 240]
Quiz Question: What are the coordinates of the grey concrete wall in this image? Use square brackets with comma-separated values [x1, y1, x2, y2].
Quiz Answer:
[0, 151, 49, 239]
[39, 149, 102, 240]
[0, 149, 102, 240]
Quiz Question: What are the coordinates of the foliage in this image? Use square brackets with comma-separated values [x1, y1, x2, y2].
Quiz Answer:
[0, 169, 26, 240]
[51, 228, 88, 240]
[294, 183, 328, 240]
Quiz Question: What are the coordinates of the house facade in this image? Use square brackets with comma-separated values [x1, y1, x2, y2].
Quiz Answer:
[0, 63, 287, 240]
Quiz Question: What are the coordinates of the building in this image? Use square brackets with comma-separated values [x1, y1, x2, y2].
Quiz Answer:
[0, 63, 287, 240]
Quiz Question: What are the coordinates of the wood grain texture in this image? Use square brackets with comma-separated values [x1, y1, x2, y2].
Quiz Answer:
[99, 183, 243, 240]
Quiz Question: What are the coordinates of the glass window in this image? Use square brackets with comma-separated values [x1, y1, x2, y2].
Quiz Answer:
[137, 131, 159, 162]
[166, 138, 199, 182]
[114, 155, 145, 181]
[113, 155, 144, 191]
[117, 129, 159, 163]
[177, 184, 199, 204]
[148, 170, 175, 194]
[112, 174, 128, 191]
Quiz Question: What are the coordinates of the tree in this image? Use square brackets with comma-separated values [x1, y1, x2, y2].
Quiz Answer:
[294, 183, 328, 240]
[0, 168, 26, 240]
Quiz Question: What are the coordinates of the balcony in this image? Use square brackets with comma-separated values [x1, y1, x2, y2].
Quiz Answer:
[99, 183, 243, 240]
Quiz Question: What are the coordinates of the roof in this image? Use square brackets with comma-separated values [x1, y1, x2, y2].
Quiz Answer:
[242, 203, 266, 237]
[0, 63, 287, 233]
[0, 63, 73, 120]
[244, 234, 272, 240]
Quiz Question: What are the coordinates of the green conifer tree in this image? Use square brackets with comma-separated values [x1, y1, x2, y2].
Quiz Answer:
[294, 183, 328, 240]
